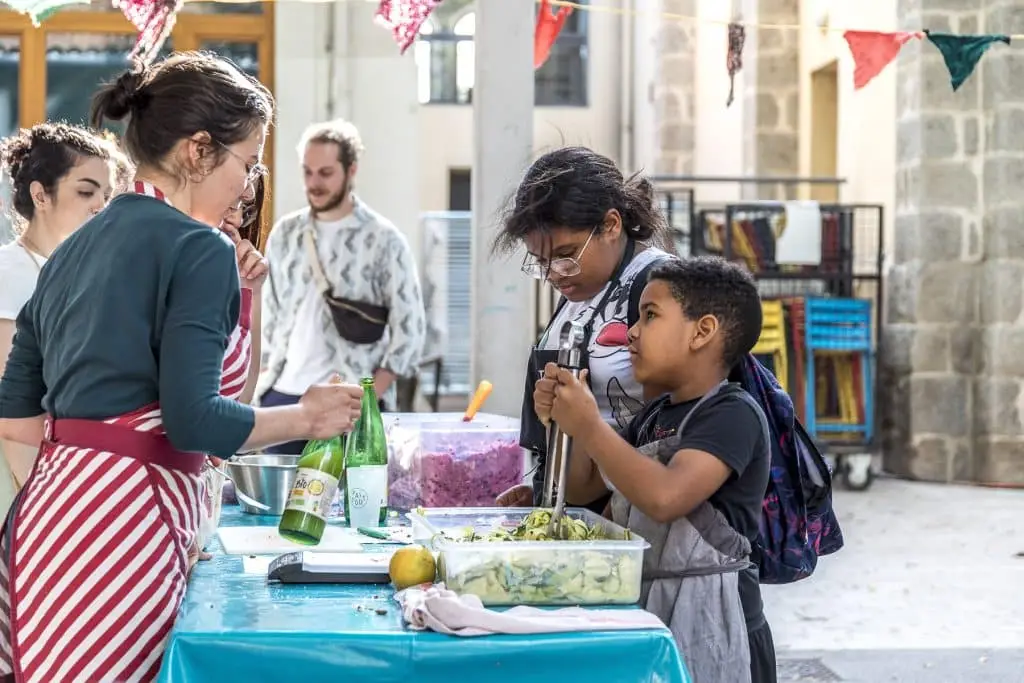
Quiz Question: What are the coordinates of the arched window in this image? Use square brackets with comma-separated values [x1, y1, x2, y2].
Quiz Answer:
[417, 0, 587, 107]
[415, 19, 435, 104]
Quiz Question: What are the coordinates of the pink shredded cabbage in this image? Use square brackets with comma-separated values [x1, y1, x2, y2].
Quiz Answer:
[389, 439, 524, 509]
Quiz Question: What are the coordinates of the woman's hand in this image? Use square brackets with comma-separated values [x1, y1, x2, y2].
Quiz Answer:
[220, 222, 269, 289]
[298, 381, 364, 439]
[236, 240, 269, 288]
[496, 484, 534, 507]
[548, 365, 600, 437]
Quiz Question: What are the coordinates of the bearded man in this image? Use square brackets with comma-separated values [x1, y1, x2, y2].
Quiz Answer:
[257, 119, 426, 454]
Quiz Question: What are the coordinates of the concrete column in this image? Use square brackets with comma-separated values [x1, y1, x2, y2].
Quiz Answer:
[652, 0, 697, 175]
[471, 0, 536, 417]
[272, 2, 331, 220]
[739, 0, 800, 199]
[343, 0, 421, 262]
[975, 0, 1024, 484]
[881, 0, 1024, 483]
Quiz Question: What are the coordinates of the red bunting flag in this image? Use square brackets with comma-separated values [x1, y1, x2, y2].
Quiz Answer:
[376, 0, 443, 55]
[843, 30, 921, 90]
[534, 0, 573, 69]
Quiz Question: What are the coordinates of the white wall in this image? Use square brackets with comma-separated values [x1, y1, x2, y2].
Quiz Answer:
[417, 7, 623, 211]
[798, 0, 897, 258]
[693, 0, 745, 205]
[275, 1, 622, 224]
[273, 0, 420, 262]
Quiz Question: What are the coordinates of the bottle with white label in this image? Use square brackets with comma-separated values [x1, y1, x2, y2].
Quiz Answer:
[342, 377, 388, 528]
[278, 434, 346, 545]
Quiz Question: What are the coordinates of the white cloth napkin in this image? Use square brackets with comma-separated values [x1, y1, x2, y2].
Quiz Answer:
[395, 583, 665, 637]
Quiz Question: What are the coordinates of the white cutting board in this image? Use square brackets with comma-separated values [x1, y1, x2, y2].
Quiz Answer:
[218, 526, 364, 556]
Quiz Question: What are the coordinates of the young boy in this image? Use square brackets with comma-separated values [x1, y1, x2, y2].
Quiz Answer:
[535, 256, 776, 683]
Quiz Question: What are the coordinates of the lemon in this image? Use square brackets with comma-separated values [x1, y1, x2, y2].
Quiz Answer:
[389, 545, 437, 590]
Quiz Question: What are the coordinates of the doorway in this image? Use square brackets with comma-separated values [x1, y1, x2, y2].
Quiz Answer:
[809, 61, 838, 203]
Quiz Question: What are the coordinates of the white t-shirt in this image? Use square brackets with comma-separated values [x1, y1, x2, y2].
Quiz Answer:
[0, 240, 46, 321]
[0, 239, 44, 519]
[273, 217, 348, 395]
[540, 247, 670, 431]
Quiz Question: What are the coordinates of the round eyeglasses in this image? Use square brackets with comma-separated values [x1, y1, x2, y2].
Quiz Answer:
[520, 227, 597, 280]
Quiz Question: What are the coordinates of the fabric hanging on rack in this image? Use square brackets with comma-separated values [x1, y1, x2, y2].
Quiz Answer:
[776, 202, 823, 266]
[924, 31, 1010, 91]
[376, 0, 443, 55]
[725, 23, 746, 107]
[535, 0, 573, 69]
[115, 0, 182, 64]
[843, 30, 921, 90]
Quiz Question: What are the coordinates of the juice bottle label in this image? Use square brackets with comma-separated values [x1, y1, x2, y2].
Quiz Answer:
[284, 467, 340, 521]
[345, 465, 388, 528]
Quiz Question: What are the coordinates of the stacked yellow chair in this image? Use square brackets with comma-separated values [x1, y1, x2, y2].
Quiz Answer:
[752, 300, 788, 392]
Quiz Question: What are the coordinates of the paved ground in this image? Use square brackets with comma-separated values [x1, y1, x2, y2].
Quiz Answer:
[764, 478, 1024, 682]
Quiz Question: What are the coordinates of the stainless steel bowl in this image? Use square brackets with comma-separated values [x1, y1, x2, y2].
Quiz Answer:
[224, 454, 299, 515]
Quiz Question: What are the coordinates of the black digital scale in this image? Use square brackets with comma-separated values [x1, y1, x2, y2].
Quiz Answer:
[267, 551, 394, 584]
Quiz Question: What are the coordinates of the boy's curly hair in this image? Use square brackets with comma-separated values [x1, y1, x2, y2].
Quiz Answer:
[648, 256, 763, 368]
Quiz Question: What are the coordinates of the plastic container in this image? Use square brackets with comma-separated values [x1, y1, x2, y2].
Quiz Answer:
[384, 413, 524, 511]
[407, 507, 649, 606]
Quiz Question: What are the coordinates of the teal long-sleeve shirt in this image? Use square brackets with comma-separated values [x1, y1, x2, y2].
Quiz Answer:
[0, 193, 255, 459]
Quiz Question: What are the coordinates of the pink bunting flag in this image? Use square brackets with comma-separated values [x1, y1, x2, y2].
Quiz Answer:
[534, 0, 573, 69]
[114, 0, 182, 65]
[843, 30, 921, 90]
[376, 0, 443, 55]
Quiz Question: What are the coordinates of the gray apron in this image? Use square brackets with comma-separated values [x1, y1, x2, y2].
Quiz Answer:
[606, 382, 769, 683]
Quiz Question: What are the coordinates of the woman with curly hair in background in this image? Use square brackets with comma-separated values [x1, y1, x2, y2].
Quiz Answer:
[0, 122, 127, 512]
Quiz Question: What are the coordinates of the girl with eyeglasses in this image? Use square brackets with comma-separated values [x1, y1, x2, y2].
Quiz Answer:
[492, 146, 674, 512]
[193, 173, 270, 564]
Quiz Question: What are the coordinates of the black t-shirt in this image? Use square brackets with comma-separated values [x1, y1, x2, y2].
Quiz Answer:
[621, 386, 769, 629]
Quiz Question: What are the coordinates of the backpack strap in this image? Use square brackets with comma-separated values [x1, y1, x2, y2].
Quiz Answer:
[627, 255, 677, 326]
[642, 383, 769, 465]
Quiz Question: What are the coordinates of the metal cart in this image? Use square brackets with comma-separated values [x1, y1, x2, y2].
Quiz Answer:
[655, 176, 884, 491]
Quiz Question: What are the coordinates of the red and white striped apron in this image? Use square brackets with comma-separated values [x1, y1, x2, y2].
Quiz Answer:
[0, 182, 253, 683]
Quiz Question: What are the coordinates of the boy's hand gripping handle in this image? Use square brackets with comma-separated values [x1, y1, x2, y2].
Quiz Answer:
[540, 320, 586, 511]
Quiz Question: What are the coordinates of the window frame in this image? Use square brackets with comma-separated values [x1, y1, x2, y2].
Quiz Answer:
[0, 3, 275, 214]
[416, 2, 588, 108]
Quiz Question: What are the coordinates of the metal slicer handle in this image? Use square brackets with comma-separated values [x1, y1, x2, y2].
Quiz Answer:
[547, 319, 586, 532]
[540, 424, 560, 507]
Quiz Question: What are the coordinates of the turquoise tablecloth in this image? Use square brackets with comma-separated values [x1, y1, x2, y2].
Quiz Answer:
[156, 506, 690, 683]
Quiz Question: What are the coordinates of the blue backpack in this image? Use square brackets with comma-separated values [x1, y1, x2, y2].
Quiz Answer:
[729, 354, 844, 584]
[632, 256, 844, 584]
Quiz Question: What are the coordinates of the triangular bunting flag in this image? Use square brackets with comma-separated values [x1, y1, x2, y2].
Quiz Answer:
[114, 0, 182, 65]
[376, 0, 443, 55]
[925, 30, 1010, 91]
[534, 0, 573, 70]
[843, 30, 920, 90]
[726, 23, 746, 107]
[2, 0, 90, 27]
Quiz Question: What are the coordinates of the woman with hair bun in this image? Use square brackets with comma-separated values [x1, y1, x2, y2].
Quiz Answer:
[492, 146, 675, 511]
[0, 122, 126, 512]
[0, 52, 364, 682]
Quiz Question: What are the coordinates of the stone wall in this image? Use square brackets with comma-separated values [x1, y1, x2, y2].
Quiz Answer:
[884, 0, 1024, 484]
[739, 0, 801, 199]
[653, 0, 697, 175]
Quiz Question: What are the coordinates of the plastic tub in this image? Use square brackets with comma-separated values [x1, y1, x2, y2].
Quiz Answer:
[383, 413, 525, 511]
[407, 507, 649, 606]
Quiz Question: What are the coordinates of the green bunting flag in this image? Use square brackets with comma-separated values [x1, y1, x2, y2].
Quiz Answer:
[924, 31, 1011, 91]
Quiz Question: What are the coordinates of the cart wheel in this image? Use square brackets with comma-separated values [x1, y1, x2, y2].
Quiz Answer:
[841, 454, 874, 492]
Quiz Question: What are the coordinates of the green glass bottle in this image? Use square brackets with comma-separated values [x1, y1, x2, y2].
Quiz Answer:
[343, 377, 389, 528]
[278, 434, 346, 546]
